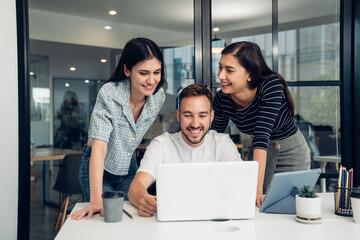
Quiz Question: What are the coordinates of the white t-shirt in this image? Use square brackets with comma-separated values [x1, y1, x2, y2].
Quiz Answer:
[137, 130, 242, 180]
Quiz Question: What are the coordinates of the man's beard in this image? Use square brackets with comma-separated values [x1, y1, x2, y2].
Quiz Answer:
[180, 126, 209, 146]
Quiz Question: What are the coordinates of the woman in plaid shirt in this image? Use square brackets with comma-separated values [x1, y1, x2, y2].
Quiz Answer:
[69, 38, 166, 220]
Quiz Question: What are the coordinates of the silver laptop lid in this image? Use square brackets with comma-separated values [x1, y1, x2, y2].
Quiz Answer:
[156, 161, 258, 221]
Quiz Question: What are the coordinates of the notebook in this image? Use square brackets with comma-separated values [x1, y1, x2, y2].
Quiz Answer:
[156, 161, 258, 221]
[259, 168, 321, 213]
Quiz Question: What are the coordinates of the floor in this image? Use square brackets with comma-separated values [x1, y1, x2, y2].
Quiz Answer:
[30, 161, 82, 240]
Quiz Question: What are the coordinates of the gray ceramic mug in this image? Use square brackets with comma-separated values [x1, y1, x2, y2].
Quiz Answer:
[102, 190, 125, 223]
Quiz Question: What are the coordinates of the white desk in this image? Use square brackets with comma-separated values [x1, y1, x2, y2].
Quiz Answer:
[313, 155, 341, 193]
[56, 193, 359, 240]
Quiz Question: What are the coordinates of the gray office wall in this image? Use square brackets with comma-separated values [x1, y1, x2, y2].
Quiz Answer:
[0, 0, 19, 239]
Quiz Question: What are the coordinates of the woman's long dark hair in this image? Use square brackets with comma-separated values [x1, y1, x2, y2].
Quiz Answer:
[222, 41, 294, 116]
[107, 38, 166, 94]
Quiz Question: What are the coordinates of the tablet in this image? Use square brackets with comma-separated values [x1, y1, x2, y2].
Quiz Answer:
[259, 168, 321, 212]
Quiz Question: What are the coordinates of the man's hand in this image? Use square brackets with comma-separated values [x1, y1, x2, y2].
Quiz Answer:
[137, 194, 157, 217]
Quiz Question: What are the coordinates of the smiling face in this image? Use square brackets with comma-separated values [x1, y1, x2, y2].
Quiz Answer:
[177, 95, 214, 148]
[125, 57, 162, 97]
[217, 54, 251, 95]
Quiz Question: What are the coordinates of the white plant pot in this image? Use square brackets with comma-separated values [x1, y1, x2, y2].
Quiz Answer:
[296, 194, 321, 219]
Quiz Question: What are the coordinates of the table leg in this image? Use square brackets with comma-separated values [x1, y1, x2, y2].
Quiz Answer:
[320, 162, 326, 193]
[43, 161, 50, 203]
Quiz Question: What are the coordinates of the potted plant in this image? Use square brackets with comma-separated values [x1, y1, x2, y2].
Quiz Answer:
[295, 185, 322, 223]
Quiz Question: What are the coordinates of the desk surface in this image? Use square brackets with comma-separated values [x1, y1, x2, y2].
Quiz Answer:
[313, 155, 341, 163]
[56, 193, 359, 240]
[31, 148, 82, 161]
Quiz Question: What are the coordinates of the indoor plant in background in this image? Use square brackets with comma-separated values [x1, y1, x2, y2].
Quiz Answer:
[295, 185, 322, 223]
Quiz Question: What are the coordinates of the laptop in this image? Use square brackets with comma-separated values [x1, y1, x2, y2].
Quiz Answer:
[259, 168, 321, 212]
[156, 161, 258, 221]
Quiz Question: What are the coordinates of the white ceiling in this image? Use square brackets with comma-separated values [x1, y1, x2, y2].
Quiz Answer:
[29, 0, 338, 38]
[28, 0, 339, 80]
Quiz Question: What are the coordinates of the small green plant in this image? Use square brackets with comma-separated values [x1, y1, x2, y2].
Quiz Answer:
[298, 185, 317, 198]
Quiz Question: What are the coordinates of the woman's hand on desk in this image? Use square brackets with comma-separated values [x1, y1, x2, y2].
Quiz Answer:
[67, 200, 103, 220]
[137, 194, 157, 217]
[256, 192, 264, 208]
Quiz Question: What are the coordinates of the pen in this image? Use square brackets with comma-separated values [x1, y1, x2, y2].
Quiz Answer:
[123, 209, 133, 219]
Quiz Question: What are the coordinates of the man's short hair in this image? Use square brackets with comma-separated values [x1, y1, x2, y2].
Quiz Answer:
[178, 84, 212, 110]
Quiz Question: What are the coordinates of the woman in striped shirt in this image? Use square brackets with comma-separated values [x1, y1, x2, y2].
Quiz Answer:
[212, 41, 310, 207]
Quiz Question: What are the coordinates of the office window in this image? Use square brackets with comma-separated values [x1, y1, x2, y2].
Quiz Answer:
[211, 0, 272, 84]
[279, 0, 341, 187]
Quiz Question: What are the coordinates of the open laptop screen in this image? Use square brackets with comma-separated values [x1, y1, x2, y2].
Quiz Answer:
[156, 161, 258, 221]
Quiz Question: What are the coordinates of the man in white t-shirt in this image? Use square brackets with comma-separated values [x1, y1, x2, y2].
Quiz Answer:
[128, 84, 242, 217]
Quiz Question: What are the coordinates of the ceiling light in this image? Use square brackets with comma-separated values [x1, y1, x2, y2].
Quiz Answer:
[69, 67, 76, 71]
[100, 59, 107, 63]
[84, 79, 90, 83]
[104, 26, 112, 30]
[109, 10, 117, 15]
[29, 72, 34, 76]
[213, 27, 220, 32]
[65, 82, 70, 87]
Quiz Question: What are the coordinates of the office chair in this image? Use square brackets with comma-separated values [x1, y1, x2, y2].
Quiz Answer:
[53, 153, 83, 231]
[296, 121, 320, 168]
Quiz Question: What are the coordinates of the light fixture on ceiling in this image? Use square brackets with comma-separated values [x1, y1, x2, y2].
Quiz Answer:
[104, 25, 112, 30]
[29, 72, 35, 76]
[84, 79, 90, 83]
[212, 26, 225, 54]
[100, 59, 107, 63]
[65, 82, 70, 87]
[69, 67, 76, 71]
[109, 10, 117, 16]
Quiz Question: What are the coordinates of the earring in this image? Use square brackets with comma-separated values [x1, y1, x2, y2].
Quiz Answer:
[247, 77, 251, 82]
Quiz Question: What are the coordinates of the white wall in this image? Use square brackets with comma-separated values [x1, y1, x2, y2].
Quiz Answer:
[0, 0, 18, 239]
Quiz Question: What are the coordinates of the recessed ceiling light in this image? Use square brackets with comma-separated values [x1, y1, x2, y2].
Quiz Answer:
[109, 10, 117, 15]
[100, 59, 107, 63]
[65, 82, 70, 87]
[213, 27, 220, 32]
[104, 26, 112, 30]
[29, 72, 34, 76]
[69, 67, 76, 71]
[84, 79, 90, 83]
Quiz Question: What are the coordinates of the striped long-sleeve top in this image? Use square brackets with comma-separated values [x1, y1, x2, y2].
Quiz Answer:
[211, 77, 297, 151]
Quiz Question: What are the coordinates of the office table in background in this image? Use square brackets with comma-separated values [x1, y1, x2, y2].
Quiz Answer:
[56, 193, 359, 240]
[313, 155, 341, 193]
[31, 148, 82, 204]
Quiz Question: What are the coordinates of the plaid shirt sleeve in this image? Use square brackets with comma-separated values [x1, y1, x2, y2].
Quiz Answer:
[88, 84, 114, 144]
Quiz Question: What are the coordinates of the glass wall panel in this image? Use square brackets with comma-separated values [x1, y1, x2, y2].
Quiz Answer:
[290, 86, 341, 157]
[278, 0, 340, 81]
[279, 0, 341, 190]
[28, 0, 194, 237]
[211, 0, 272, 84]
[30, 55, 50, 148]
[53, 78, 105, 150]
[211, 0, 272, 157]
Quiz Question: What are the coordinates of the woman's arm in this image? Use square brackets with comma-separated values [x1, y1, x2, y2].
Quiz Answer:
[67, 139, 107, 220]
[253, 148, 267, 207]
[211, 91, 230, 133]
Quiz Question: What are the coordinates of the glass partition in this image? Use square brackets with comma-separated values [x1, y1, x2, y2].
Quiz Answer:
[278, 0, 340, 81]
[28, 0, 194, 237]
